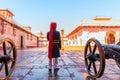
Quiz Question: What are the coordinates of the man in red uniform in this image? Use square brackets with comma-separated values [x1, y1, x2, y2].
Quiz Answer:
[47, 22, 61, 72]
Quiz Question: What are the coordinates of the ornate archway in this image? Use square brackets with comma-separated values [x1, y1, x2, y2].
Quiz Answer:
[105, 31, 116, 44]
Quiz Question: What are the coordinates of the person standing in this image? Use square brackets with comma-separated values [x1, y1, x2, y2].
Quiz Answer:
[47, 22, 61, 72]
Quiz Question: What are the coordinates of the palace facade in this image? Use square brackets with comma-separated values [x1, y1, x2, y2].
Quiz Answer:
[0, 8, 38, 49]
[67, 16, 120, 47]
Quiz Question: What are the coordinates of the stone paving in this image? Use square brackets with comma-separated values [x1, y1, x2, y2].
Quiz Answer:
[8, 48, 120, 80]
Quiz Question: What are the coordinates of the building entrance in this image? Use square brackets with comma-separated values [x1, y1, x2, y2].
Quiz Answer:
[20, 36, 24, 49]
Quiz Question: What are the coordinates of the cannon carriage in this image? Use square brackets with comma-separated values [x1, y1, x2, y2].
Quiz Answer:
[0, 38, 17, 80]
[84, 38, 120, 78]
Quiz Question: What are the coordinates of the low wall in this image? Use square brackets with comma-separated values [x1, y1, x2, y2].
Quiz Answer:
[62, 46, 85, 50]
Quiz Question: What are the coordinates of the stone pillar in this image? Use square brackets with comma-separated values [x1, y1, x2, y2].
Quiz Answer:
[61, 29, 64, 50]
[40, 32, 43, 47]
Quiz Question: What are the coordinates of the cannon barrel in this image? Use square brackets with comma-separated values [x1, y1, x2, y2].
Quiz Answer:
[102, 44, 120, 51]
[102, 44, 120, 60]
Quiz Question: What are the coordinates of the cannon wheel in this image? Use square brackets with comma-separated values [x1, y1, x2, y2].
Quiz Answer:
[116, 42, 120, 68]
[0, 38, 17, 79]
[84, 38, 105, 78]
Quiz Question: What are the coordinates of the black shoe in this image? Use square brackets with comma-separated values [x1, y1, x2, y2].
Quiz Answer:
[49, 69, 52, 72]
[54, 68, 59, 72]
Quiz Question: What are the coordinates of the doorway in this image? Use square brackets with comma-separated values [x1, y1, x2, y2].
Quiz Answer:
[20, 36, 24, 49]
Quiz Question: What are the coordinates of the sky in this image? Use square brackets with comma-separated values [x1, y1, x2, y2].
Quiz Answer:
[0, 0, 120, 34]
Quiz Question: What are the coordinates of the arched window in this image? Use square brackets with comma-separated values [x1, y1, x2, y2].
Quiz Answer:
[106, 31, 116, 44]
[13, 27, 16, 36]
[1, 21, 6, 34]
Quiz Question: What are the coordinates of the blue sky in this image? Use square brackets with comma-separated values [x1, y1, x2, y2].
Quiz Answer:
[0, 0, 120, 34]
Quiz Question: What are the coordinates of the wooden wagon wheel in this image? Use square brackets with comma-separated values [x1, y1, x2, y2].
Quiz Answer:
[0, 38, 17, 80]
[116, 42, 120, 69]
[84, 38, 105, 78]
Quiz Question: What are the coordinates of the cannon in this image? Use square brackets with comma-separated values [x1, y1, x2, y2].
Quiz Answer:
[84, 38, 120, 78]
[0, 38, 17, 80]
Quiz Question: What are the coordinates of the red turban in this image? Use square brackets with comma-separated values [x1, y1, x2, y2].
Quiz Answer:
[48, 22, 57, 59]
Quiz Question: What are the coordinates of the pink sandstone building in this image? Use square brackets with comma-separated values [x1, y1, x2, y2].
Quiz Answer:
[0, 8, 38, 49]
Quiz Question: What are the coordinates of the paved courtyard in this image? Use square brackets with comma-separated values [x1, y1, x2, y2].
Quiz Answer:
[8, 48, 120, 80]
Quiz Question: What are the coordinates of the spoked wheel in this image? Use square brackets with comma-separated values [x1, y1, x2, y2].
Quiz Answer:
[0, 38, 17, 80]
[116, 42, 120, 69]
[84, 38, 105, 78]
